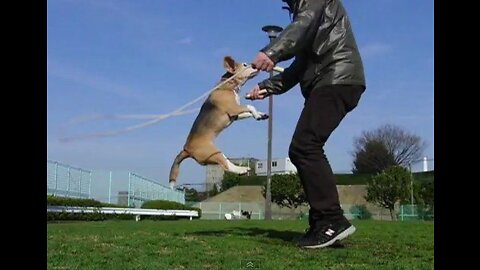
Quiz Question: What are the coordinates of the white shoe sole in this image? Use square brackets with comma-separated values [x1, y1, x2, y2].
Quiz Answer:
[302, 225, 356, 249]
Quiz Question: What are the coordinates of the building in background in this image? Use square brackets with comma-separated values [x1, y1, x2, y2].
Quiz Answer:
[205, 164, 224, 192]
[205, 157, 259, 191]
[229, 157, 258, 175]
[255, 157, 297, 176]
[117, 191, 129, 206]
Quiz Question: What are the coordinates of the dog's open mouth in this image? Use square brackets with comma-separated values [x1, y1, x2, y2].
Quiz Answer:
[248, 66, 261, 77]
[249, 70, 260, 78]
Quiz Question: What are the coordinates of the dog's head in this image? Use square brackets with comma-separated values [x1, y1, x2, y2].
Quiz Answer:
[221, 56, 259, 91]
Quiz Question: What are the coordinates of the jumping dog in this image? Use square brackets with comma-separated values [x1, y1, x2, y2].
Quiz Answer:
[169, 56, 268, 188]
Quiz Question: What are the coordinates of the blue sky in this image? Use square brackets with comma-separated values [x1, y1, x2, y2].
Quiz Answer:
[47, 0, 434, 190]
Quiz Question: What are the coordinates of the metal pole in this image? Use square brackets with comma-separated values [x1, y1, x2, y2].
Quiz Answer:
[262, 25, 283, 220]
[67, 167, 71, 196]
[128, 172, 132, 207]
[54, 162, 58, 196]
[265, 70, 274, 220]
[79, 170, 83, 197]
[409, 163, 414, 206]
[409, 163, 415, 218]
[108, 171, 112, 204]
[89, 172, 92, 198]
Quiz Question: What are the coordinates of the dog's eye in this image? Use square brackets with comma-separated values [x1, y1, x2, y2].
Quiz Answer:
[242, 63, 247, 67]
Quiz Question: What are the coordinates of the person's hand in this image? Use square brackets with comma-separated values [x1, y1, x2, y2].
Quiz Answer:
[245, 85, 269, 100]
[251, 52, 274, 72]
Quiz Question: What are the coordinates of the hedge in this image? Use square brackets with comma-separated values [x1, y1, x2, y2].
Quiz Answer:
[47, 195, 122, 208]
[47, 196, 200, 221]
[141, 200, 202, 220]
[47, 195, 133, 222]
[223, 171, 433, 186]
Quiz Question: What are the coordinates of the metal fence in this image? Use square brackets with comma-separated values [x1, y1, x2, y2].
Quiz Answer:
[47, 160, 185, 207]
[187, 202, 265, 220]
[47, 160, 92, 198]
[186, 201, 434, 221]
[399, 204, 434, 221]
[128, 172, 185, 207]
[47, 160, 432, 219]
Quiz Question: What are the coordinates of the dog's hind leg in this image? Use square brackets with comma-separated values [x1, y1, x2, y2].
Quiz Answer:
[169, 150, 190, 188]
[205, 152, 250, 175]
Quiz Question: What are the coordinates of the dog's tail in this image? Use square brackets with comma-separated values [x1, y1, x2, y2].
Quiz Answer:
[169, 150, 190, 189]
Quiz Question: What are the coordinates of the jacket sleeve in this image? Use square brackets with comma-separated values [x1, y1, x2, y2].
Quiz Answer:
[257, 56, 306, 95]
[261, 0, 325, 63]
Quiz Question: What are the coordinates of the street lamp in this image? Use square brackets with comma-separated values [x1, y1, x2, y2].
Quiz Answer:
[408, 157, 430, 215]
[261, 25, 283, 220]
[408, 163, 414, 207]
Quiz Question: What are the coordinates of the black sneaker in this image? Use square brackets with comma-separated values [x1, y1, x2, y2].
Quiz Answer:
[297, 217, 356, 249]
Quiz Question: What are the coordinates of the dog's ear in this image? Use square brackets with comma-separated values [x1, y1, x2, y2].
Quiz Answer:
[223, 56, 236, 73]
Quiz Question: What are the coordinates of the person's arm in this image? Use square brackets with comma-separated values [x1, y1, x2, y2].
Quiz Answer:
[250, 56, 306, 98]
[262, 0, 325, 63]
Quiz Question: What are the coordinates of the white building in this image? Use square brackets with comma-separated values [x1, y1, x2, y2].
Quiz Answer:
[205, 157, 259, 191]
[255, 158, 297, 176]
[205, 164, 224, 191]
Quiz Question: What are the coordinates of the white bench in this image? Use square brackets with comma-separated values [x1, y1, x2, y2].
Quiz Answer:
[47, 205, 199, 221]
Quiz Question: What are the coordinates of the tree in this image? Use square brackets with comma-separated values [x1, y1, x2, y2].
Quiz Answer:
[418, 180, 434, 206]
[262, 173, 306, 210]
[184, 187, 200, 202]
[221, 172, 241, 191]
[352, 139, 396, 174]
[417, 180, 434, 220]
[209, 183, 220, 197]
[365, 165, 412, 220]
[352, 124, 427, 174]
[221, 172, 266, 191]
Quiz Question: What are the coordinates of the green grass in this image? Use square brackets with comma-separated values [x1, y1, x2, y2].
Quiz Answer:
[47, 220, 433, 270]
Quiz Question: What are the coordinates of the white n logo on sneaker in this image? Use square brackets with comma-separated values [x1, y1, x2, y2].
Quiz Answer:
[325, 229, 335, 236]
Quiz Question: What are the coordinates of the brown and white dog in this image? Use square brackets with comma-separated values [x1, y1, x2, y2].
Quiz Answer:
[168, 56, 267, 188]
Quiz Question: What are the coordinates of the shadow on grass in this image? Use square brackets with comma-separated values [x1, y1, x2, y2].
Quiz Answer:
[183, 227, 345, 248]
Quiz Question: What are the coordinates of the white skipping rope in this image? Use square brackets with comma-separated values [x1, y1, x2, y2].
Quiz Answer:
[60, 65, 284, 142]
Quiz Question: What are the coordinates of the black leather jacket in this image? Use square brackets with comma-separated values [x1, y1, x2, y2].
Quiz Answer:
[258, 0, 366, 98]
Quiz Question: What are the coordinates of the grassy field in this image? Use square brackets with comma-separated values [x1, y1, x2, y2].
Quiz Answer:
[47, 220, 434, 270]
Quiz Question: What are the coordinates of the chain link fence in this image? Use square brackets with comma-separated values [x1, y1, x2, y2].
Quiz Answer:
[47, 160, 185, 207]
[186, 201, 434, 221]
[47, 160, 92, 198]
